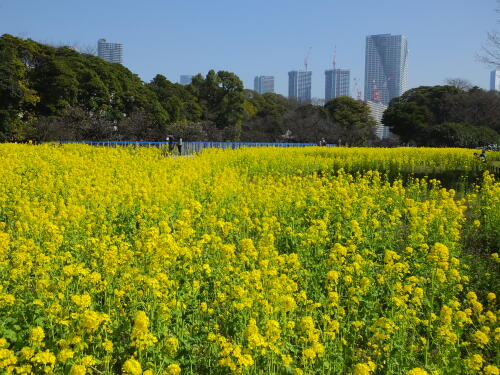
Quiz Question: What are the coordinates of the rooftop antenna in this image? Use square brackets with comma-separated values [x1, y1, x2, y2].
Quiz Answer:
[332, 45, 337, 70]
[304, 46, 312, 71]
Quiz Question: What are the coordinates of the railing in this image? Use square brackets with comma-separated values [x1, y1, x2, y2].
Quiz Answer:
[56, 140, 333, 154]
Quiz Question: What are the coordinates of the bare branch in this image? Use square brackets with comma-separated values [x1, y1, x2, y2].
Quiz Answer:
[478, 1, 500, 68]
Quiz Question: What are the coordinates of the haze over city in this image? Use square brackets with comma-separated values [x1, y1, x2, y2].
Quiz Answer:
[0, 0, 497, 98]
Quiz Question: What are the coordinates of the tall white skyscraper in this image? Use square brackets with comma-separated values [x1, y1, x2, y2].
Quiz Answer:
[490, 70, 500, 91]
[364, 34, 408, 105]
[325, 69, 350, 101]
[288, 70, 312, 102]
[254, 76, 275, 94]
[97, 39, 123, 64]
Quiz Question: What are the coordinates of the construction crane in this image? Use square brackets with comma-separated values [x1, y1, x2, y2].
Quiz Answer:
[304, 47, 312, 71]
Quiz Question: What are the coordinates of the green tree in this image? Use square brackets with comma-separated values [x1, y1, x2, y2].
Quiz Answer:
[428, 122, 500, 148]
[384, 85, 500, 146]
[325, 96, 376, 128]
[148, 74, 202, 123]
[188, 70, 245, 137]
[324, 96, 376, 145]
[0, 42, 39, 140]
[383, 85, 463, 144]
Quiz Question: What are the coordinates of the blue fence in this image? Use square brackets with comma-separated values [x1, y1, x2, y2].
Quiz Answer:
[57, 140, 333, 154]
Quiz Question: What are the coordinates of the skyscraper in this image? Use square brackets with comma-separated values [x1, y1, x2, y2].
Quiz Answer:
[288, 70, 312, 102]
[364, 34, 408, 105]
[97, 39, 123, 64]
[366, 100, 391, 139]
[490, 70, 500, 91]
[325, 69, 350, 101]
[180, 75, 193, 85]
[254, 76, 275, 94]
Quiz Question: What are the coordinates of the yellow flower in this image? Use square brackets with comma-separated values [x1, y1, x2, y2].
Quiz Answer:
[166, 337, 179, 354]
[465, 354, 484, 371]
[164, 363, 181, 375]
[484, 365, 499, 375]
[487, 292, 496, 303]
[281, 354, 293, 367]
[69, 364, 86, 375]
[29, 327, 45, 344]
[131, 311, 158, 350]
[123, 358, 142, 375]
[406, 368, 429, 375]
[80, 310, 109, 332]
[353, 363, 374, 375]
[58, 348, 74, 363]
[302, 347, 316, 360]
[102, 339, 113, 353]
[0, 348, 17, 369]
[472, 330, 489, 348]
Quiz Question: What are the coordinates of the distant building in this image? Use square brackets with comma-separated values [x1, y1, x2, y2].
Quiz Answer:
[325, 69, 350, 101]
[180, 75, 193, 85]
[97, 38, 123, 64]
[288, 70, 312, 102]
[311, 98, 326, 106]
[254, 76, 275, 94]
[364, 34, 408, 105]
[366, 100, 391, 139]
[490, 70, 500, 91]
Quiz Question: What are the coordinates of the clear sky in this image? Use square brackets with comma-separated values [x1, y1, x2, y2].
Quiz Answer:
[0, 0, 497, 99]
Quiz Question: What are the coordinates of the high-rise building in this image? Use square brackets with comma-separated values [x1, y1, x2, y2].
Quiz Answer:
[254, 76, 275, 94]
[364, 34, 408, 105]
[325, 69, 350, 101]
[490, 70, 500, 91]
[366, 100, 391, 139]
[97, 38, 123, 64]
[288, 70, 312, 102]
[180, 75, 193, 85]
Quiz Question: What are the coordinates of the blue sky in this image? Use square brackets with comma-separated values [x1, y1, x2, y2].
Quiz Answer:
[0, 0, 497, 99]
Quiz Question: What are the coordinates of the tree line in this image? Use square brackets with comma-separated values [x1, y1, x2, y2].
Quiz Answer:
[384, 85, 500, 147]
[2, 34, 500, 147]
[0, 34, 376, 145]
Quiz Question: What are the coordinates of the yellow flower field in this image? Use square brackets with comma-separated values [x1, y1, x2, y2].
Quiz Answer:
[0, 144, 498, 374]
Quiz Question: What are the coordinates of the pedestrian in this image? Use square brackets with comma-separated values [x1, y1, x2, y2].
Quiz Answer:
[479, 150, 487, 162]
[168, 136, 175, 153]
[177, 138, 183, 155]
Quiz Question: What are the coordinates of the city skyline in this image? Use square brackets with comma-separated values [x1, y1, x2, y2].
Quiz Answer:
[0, 0, 496, 98]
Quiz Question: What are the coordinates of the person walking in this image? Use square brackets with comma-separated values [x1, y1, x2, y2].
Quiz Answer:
[177, 138, 183, 155]
[168, 136, 175, 154]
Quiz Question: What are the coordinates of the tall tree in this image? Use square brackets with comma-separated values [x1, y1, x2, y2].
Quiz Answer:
[188, 70, 245, 137]
[383, 85, 463, 144]
[0, 42, 39, 140]
[324, 96, 376, 145]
